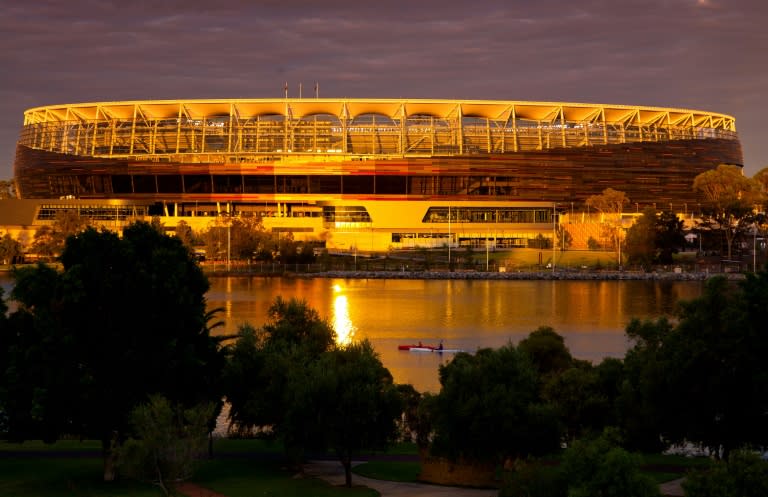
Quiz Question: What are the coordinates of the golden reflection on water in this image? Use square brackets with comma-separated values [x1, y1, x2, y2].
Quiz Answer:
[332, 285, 355, 346]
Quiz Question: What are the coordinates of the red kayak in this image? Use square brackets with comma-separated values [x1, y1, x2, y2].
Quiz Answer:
[398, 344, 436, 351]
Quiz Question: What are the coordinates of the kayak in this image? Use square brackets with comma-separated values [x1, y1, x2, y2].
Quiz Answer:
[420, 348, 465, 353]
[399, 344, 465, 353]
[398, 344, 437, 351]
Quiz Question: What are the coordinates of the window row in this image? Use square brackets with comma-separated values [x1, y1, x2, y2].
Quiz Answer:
[48, 174, 536, 197]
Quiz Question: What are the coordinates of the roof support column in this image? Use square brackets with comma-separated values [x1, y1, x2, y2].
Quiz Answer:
[560, 107, 566, 148]
[109, 118, 116, 156]
[283, 101, 290, 154]
[90, 107, 100, 155]
[62, 108, 71, 154]
[227, 103, 234, 153]
[75, 124, 81, 155]
[486, 118, 491, 154]
[129, 105, 137, 155]
[201, 117, 207, 153]
[512, 106, 518, 152]
[457, 108, 463, 155]
[431, 116, 435, 155]
[601, 108, 608, 145]
[175, 105, 183, 154]
[151, 119, 158, 154]
[342, 115, 348, 154]
[537, 121, 543, 150]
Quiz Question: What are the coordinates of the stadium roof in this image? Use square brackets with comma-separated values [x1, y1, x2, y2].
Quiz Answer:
[23, 99, 736, 131]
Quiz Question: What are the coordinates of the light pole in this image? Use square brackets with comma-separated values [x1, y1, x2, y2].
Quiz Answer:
[447, 205, 451, 269]
[754, 224, 758, 273]
[552, 203, 556, 273]
[227, 220, 231, 272]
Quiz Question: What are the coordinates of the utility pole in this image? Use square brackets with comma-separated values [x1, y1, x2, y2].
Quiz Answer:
[552, 203, 556, 273]
[448, 205, 451, 269]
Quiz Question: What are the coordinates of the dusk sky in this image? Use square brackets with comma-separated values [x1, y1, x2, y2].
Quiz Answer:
[1, 0, 766, 181]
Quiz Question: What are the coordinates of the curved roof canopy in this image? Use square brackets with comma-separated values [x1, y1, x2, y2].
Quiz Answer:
[23, 98, 737, 131]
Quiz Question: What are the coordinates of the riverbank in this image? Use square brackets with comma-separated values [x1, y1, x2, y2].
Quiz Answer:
[295, 269, 739, 281]
[2, 263, 746, 282]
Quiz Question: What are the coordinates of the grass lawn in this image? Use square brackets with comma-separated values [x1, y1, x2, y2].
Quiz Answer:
[640, 453, 711, 483]
[352, 460, 421, 482]
[0, 457, 164, 497]
[193, 458, 378, 497]
[489, 248, 617, 269]
[0, 440, 378, 497]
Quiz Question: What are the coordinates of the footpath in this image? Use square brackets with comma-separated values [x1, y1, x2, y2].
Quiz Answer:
[176, 460, 685, 497]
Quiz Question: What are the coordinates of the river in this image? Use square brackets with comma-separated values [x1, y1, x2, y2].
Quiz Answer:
[0, 272, 704, 392]
[205, 276, 704, 392]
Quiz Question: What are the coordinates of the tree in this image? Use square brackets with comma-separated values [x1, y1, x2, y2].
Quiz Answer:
[555, 225, 572, 251]
[517, 326, 574, 379]
[223, 298, 336, 460]
[545, 367, 607, 443]
[30, 209, 88, 259]
[694, 164, 763, 260]
[305, 340, 403, 487]
[0, 233, 22, 264]
[1, 222, 225, 480]
[202, 215, 270, 261]
[623, 272, 768, 459]
[0, 179, 16, 199]
[654, 210, 686, 264]
[626, 208, 687, 266]
[625, 208, 657, 267]
[117, 395, 214, 496]
[753, 167, 768, 202]
[586, 188, 629, 264]
[174, 220, 195, 250]
[429, 343, 561, 464]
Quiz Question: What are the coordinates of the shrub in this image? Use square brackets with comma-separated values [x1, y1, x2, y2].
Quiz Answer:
[563, 430, 660, 497]
[500, 458, 567, 497]
[117, 395, 214, 495]
[683, 450, 768, 497]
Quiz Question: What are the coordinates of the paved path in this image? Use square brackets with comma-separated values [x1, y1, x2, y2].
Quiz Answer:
[176, 460, 684, 497]
[304, 460, 497, 497]
[175, 481, 228, 497]
[659, 477, 685, 497]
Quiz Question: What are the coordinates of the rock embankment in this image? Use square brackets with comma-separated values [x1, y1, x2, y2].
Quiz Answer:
[305, 270, 739, 281]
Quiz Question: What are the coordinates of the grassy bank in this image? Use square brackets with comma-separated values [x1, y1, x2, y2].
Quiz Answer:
[0, 439, 376, 497]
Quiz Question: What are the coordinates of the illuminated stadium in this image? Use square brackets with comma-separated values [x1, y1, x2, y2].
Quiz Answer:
[11, 98, 743, 252]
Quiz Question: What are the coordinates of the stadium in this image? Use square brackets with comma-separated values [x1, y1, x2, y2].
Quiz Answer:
[9, 98, 743, 252]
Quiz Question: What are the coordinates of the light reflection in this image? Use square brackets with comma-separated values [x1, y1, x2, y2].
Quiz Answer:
[333, 294, 356, 346]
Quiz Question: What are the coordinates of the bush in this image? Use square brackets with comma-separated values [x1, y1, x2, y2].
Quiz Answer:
[562, 430, 660, 497]
[683, 450, 768, 497]
[500, 458, 567, 497]
[117, 395, 214, 495]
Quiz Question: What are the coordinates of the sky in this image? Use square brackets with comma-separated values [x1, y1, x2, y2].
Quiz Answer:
[1, 0, 766, 180]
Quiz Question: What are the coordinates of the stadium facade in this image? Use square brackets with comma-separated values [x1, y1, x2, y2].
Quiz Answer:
[9, 98, 743, 252]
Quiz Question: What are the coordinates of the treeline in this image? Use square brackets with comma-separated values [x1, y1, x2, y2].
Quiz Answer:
[0, 211, 321, 265]
[2, 222, 768, 496]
